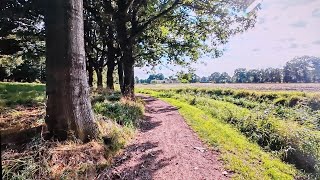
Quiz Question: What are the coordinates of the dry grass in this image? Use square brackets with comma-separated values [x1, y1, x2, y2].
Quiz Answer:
[2, 138, 109, 179]
[0, 106, 45, 132]
[1, 83, 144, 179]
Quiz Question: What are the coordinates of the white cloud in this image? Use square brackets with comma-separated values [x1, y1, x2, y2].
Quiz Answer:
[289, 21, 307, 28]
[312, 8, 320, 18]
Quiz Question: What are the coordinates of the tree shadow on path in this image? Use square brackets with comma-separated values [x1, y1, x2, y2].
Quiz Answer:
[97, 141, 175, 180]
[96, 96, 177, 180]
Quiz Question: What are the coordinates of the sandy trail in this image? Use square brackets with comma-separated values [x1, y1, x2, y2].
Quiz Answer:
[98, 96, 228, 180]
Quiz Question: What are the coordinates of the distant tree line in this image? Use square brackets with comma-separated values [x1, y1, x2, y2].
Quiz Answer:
[137, 56, 320, 84]
[1, 55, 319, 84]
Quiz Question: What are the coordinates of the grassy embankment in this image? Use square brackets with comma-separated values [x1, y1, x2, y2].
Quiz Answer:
[137, 87, 320, 179]
[1, 82, 144, 179]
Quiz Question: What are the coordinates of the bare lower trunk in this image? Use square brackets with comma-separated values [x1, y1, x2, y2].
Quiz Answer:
[107, 64, 115, 91]
[88, 65, 93, 87]
[96, 68, 103, 88]
[123, 60, 134, 98]
[44, 0, 97, 142]
[118, 61, 124, 94]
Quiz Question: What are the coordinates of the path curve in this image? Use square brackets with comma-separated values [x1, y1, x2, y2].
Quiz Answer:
[98, 96, 228, 180]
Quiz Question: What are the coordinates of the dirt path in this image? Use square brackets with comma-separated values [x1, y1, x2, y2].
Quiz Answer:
[97, 96, 228, 180]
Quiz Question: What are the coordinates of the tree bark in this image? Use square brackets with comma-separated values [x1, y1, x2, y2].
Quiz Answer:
[44, 0, 97, 142]
[95, 68, 103, 88]
[123, 59, 135, 98]
[117, 61, 124, 94]
[87, 61, 94, 87]
[106, 26, 116, 91]
[114, 2, 135, 98]
[106, 63, 115, 91]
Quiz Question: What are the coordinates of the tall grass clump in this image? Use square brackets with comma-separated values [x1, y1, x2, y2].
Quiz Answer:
[94, 99, 144, 127]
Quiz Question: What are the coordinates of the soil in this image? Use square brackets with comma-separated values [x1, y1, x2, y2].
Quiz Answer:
[97, 96, 228, 180]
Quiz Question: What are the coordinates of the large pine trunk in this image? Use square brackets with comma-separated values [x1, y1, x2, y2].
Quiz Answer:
[44, 0, 97, 142]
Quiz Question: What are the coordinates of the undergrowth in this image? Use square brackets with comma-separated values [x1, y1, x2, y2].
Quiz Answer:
[1, 83, 144, 179]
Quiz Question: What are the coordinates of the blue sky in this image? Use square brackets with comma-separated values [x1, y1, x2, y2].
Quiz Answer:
[135, 0, 320, 79]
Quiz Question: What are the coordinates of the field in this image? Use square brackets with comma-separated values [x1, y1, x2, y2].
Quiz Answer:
[137, 83, 320, 179]
[137, 83, 320, 92]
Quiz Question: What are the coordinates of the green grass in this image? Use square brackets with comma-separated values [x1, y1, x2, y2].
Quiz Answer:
[138, 88, 320, 179]
[140, 90, 297, 179]
[0, 82, 45, 109]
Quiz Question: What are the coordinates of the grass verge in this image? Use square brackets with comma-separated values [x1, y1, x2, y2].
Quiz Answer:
[139, 89, 301, 179]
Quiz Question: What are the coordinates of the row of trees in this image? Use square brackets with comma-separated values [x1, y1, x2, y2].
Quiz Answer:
[1, 0, 257, 97]
[138, 56, 320, 84]
[0, 0, 258, 141]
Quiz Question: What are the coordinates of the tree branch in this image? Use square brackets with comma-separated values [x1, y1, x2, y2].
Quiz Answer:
[131, 0, 180, 40]
[126, 0, 135, 13]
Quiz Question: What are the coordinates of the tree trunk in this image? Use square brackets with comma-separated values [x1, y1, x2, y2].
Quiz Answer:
[44, 0, 97, 142]
[95, 68, 103, 88]
[106, 26, 116, 91]
[106, 64, 115, 91]
[123, 59, 135, 98]
[114, 2, 135, 98]
[87, 63, 93, 87]
[117, 61, 124, 94]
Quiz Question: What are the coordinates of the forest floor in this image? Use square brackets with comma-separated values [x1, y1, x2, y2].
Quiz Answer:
[98, 95, 228, 180]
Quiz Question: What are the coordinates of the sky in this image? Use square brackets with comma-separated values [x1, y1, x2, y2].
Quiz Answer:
[135, 0, 320, 79]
